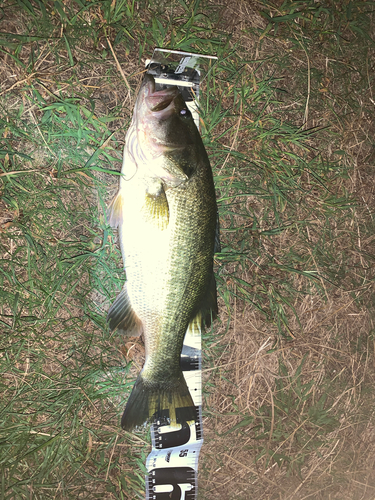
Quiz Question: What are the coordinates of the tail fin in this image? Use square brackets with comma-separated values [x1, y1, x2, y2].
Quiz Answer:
[121, 372, 195, 431]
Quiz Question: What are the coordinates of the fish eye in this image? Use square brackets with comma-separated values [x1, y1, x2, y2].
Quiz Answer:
[179, 108, 191, 118]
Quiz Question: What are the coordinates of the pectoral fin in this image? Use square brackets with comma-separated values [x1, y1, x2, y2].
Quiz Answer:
[107, 285, 143, 337]
[141, 182, 169, 230]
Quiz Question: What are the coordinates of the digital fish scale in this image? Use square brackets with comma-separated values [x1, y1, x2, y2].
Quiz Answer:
[143, 49, 217, 500]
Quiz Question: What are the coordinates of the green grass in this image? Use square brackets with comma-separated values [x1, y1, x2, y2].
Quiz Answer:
[1, 0, 375, 498]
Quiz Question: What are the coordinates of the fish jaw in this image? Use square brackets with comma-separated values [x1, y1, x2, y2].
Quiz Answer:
[140, 74, 179, 114]
[134, 75, 179, 156]
[133, 74, 197, 161]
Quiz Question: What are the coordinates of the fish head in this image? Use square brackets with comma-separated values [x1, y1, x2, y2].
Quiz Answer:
[134, 74, 199, 169]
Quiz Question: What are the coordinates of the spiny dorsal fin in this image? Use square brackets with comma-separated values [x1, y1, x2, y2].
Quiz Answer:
[107, 285, 143, 336]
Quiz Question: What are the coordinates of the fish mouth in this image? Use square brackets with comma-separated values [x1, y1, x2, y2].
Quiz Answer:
[142, 74, 179, 115]
[136, 75, 186, 155]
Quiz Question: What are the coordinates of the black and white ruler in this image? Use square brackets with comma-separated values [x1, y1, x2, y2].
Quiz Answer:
[144, 49, 217, 500]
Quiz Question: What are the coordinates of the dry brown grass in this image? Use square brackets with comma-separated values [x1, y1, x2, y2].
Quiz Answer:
[197, 1, 375, 499]
[201, 292, 375, 499]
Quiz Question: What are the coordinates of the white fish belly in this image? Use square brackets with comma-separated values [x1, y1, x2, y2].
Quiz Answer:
[118, 174, 172, 323]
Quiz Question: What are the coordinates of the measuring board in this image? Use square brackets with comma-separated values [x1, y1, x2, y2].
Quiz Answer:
[143, 49, 217, 500]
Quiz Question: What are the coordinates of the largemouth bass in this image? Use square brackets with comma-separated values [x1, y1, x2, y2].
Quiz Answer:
[107, 74, 219, 431]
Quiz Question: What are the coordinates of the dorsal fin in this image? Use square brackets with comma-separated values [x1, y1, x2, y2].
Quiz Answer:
[214, 210, 221, 253]
[188, 272, 218, 334]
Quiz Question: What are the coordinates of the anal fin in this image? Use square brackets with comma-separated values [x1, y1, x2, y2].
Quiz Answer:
[107, 285, 143, 336]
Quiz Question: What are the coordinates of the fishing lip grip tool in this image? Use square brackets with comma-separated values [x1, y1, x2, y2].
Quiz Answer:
[144, 49, 217, 500]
